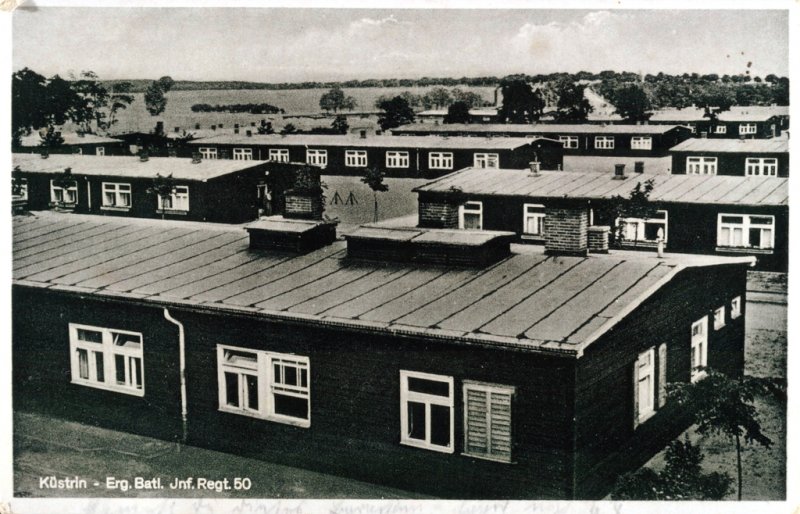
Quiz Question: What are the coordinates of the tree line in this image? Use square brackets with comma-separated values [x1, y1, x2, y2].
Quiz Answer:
[191, 102, 285, 114]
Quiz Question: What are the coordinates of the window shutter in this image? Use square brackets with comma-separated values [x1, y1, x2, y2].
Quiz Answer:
[489, 391, 512, 459]
[464, 383, 513, 462]
[465, 387, 489, 454]
[632, 359, 640, 429]
[658, 343, 667, 408]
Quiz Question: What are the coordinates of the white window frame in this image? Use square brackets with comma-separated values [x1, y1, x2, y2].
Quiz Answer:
[459, 201, 483, 230]
[619, 210, 668, 244]
[400, 370, 454, 454]
[306, 149, 328, 167]
[691, 317, 708, 382]
[717, 213, 775, 250]
[462, 381, 514, 463]
[158, 185, 189, 212]
[686, 156, 718, 175]
[429, 152, 454, 170]
[713, 125, 727, 134]
[731, 296, 742, 319]
[739, 123, 757, 135]
[68, 323, 144, 396]
[268, 149, 289, 163]
[522, 203, 546, 237]
[386, 151, 409, 168]
[12, 177, 28, 200]
[233, 148, 253, 161]
[199, 147, 218, 160]
[635, 347, 656, 424]
[687, 124, 697, 134]
[217, 344, 310, 428]
[345, 149, 368, 168]
[50, 179, 78, 205]
[594, 136, 615, 149]
[630, 136, 652, 150]
[714, 306, 726, 330]
[558, 136, 579, 149]
[95, 146, 106, 156]
[101, 182, 132, 209]
[745, 158, 778, 177]
[473, 153, 500, 169]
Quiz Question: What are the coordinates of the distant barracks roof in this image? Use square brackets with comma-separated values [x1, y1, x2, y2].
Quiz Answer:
[13, 153, 265, 182]
[669, 138, 788, 153]
[189, 133, 556, 150]
[648, 106, 786, 123]
[18, 132, 124, 147]
[415, 168, 788, 206]
[392, 123, 685, 135]
[13, 212, 753, 357]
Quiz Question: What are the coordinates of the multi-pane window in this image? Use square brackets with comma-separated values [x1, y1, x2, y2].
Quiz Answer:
[69, 323, 144, 396]
[522, 204, 545, 237]
[306, 149, 327, 167]
[558, 136, 579, 149]
[463, 381, 514, 463]
[731, 296, 742, 319]
[386, 151, 409, 168]
[50, 180, 78, 205]
[400, 370, 454, 453]
[459, 201, 483, 230]
[345, 150, 368, 167]
[429, 152, 454, 170]
[473, 153, 499, 168]
[745, 158, 778, 176]
[620, 210, 668, 244]
[233, 148, 253, 160]
[630, 136, 652, 150]
[158, 185, 189, 211]
[717, 214, 774, 249]
[594, 136, 615, 149]
[96, 147, 106, 156]
[714, 306, 725, 330]
[102, 182, 132, 208]
[713, 125, 727, 134]
[217, 345, 310, 427]
[739, 123, 757, 135]
[199, 147, 218, 159]
[635, 348, 656, 424]
[268, 149, 289, 163]
[691, 317, 708, 382]
[12, 177, 28, 200]
[686, 156, 717, 175]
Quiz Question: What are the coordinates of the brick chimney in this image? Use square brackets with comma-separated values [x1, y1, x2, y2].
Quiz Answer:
[634, 161, 644, 174]
[174, 126, 180, 133]
[529, 161, 541, 176]
[360, 130, 367, 139]
[246, 130, 253, 137]
[588, 226, 610, 253]
[544, 204, 589, 256]
[613, 163, 626, 180]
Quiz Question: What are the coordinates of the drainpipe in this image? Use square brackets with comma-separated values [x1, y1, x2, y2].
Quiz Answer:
[84, 177, 91, 210]
[163, 308, 188, 446]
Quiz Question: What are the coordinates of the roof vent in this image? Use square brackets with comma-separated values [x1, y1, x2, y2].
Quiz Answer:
[174, 126, 180, 133]
[613, 163, 626, 180]
[211, 124, 217, 131]
[219, 124, 224, 129]
[246, 130, 253, 137]
[195, 123, 201, 130]
[246, 216, 338, 254]
[634, 161, 644, 174]
[360, 129, 367, 139]
[529, 161, 541, 176]
[139, 151, 149, 162]
[191, 152, 202, 164]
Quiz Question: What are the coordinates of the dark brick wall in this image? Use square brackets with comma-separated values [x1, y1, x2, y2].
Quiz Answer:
[587, 226, 610, 253]
[418, 201, 460, 229]
[544, 207, 588, 256]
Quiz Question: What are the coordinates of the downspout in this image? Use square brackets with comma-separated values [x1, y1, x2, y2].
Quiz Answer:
[163, 308, 188, 446]
[84, 177, 91, 210]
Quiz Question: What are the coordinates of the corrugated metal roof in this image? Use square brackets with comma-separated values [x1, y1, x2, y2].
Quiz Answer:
[392, 123, 684, 135]
[13, 153, 265, 181]
[415, 168, 788, 206]
[669, 138, 788, 153]
[188, 133, 536, 150]
[11, 212, 752, 356]
[19, 132, 123, 147]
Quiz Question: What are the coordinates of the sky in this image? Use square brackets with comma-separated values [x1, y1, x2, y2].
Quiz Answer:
[12, 7, 789, 83]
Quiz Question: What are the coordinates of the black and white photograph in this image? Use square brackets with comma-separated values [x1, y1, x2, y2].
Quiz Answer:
[1, 1, 795, 512]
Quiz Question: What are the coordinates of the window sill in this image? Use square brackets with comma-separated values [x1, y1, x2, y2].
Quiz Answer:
[462, 452, 514, 464]
[520, 234, 545, 243]
[49, 202, 77, 209]
[716, 246, 774, 255]
[691, 370, 708, 383]
[101, 206, 132, 212]
[714, 323, 725, 330]
[636, 409, 656, 425]
[156, 209, 189, 216]
[71, 379, 144, 397]
[400, 438, 454, 454]
[218, 406, 310, 428]
[620, 240, 664, 249]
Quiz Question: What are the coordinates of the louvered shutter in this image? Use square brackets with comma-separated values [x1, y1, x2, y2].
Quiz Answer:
[464, 383, 513, 462]
[632, 358, 640, 429]
[658, 343, 667, 408]
[489, 390, 512, 460]
[465, 387, 489, 454]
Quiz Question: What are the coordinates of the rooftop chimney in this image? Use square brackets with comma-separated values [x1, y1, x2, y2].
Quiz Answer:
[218, 124, 224, 129]
[246, 217, 338, 254]
[234, 127, 240, 134]
[174, 127, 180, 133]
[634, 161, 644, 174]
[211, 125, 217, 131]
[360, 130, 367, 139]
[529, 161, 541, 176]
[251, 122, 257, 127]
[246, 130, 253, 137]
[544, 204, 589, 256]
[191, 152, 202, 164]
[700, 132, 708, 139]
[195, 123, 201, 130]
[376, 130, 383, 136]
[613, 163, 626, 180]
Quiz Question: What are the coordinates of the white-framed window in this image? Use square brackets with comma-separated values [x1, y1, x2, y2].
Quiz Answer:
[306, 149, 327, 167]
[473, 153, 500, 169]
[731, 296, 742, 319]
[459, 201, 483, 230]
[717, 214, 774, 249]
[687, 124, 697, 134]
[268, 149, 289, 163]
[631, 136, 652, 150]
[102, 182, 131, 208]
[691, 317, 708, 382]
[463, 381, 514, 463]
[635, 347, 656, 424]
[558, 136, 579, 149]
[594, 136, 615, 149]
[233, 148, 253, 161]
[13, 177, 28, 200]
[95, 146, 106, 156]
[714, 306, 725, 330]
[523, 203, 545, 237]
[158, 185, 189, 212]
[739, 123, 757, 135]
[620, 210, 668, 244]
[745, 158, 778, 176]
[686, 156, 717, 175]
[50, 179, 78, 205]
[386, 151, 409, 168]
[400, 370, 454, 453]
[429, 152, 454, 170]
[68, 323, 144, 396]
[199, 147, 218, 159]
[345, 150, 368, 167]
[217, 345, 310, 427]
[713, 125, 727, 134]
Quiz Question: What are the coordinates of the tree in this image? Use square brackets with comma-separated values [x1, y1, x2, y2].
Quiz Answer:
[695, 84, 736, 122]
[319, 86, 356, 113]
[497, 78, 545, 123]
[71, 71, 134, 133]
[146, 173, 177, 219]
[443, 101, 471, 124]
[377, 96, 415, 131]
[553, 79, 593, 122]
[451, 88, 485, 108]
[613, 83, 653, 122]
[12, 68, 87, 146]
[144, 76, 175, 117]
[421, 87, 452, 109]
[361, 166, 389, 223]
[280, 123, 298, 135]
[331, 115, 349, 134]
[594, 178, 656, 248]
[669, 369, 779, 500]
[39, 126, 65, 149]
[257, 120, 275, 135]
